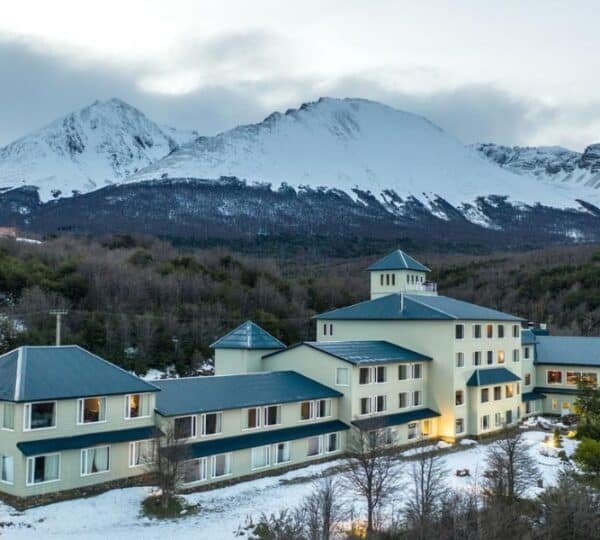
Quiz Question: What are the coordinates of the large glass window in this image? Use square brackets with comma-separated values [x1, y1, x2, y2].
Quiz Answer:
[251, 446, 270, 469]
[174, 415, 196, 440]
[0, 455, 13, 484]
[212, 454, 231, 477]
[547, 371, 562, 385]
[455, 324, 464, 339]
[78, 397, 106, 424]
[81, 446, 110, 476]
[307, 436, 322, 456]
[183, 458, 206, 484]
[246, 407, 260, 429]
[273, 442, 290, 464]
[202, 412, 222, 436]
[2, 403, 14, 430]
[26, 454, 60, 485]
[24, 402, 56, 430]
[481, 388, 489, 403]
[129, 440, 154, 467]
[125, 394, 150, 419]
[263, 406, 281, 426]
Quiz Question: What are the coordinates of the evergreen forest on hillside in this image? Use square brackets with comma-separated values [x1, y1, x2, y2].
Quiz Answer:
[1, 234, 600, 375]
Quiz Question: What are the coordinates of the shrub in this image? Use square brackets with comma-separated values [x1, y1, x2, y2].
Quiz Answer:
[573, 438, 600, 475]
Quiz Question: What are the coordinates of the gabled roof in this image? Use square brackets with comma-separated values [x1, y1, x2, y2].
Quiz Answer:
[264, 340, 431, 365]
[314, 293, 522, 322]
[178, 420, 349, 460]
[534, 335, 600, 367]
[367, 250, 430, 272]
[467, 367, 521, 387]
[0, 345, 158, 402]
[17, 426, 162, 456]
[352, 408, 440, 430]
[153, 371, 342, 416]
[210, 321, 285, 350]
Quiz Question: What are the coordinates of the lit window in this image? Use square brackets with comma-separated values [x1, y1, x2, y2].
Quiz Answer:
[547, 371, 562, 385]
[582, 373, 598, 385]
[78, 397, 106, 424]
[505, 384, 514, 398]
[497, 350, 505, 364]
[125, 394, 150, 419]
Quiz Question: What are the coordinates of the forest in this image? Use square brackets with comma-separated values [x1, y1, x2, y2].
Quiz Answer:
[1, 234, 600, 376]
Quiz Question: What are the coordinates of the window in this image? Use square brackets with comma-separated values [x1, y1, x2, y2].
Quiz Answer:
[129, 440, 154, 467]
[326, 433, 339, 453]
[375, 366, 386, 383]
[494, 412, 503, 427]
[386, 274, 390, 286]
[398, 365, 408, 380]
[26, 454, 60, 485]
[380, 274, 384, 286]
[512, 349, 520, 363]
[77, 397, 106, 424]
[505, 384, 514, 398]
[566, 371, 580, 386]
[183, 458, 207, 483]
[317, 399, 331, 418]
[408, 422, 418, 440]
[517, 406, 521, 419]
[329, 324, 333, 336]
[412, 364, 422, 379]
[336, 367, 349, 386]
[455, 418, 464, 434]
[456, 352, 464, 367]
[201, 412, 222, 436]
[399, 392, 408, 409]
[212, 454, 231, 477]
[264, 406, 281, 426]
[251, 446, 270, 470]
[455, 324, 464, 339]
[455, 390, 464, 406]
[516, 383, 520, 395]
[323, 323, 328, 336]
[246, 407, 260, 429]
[562, 401, 571, 411]
[481, 388, 489, 403]
[359, 367, 372, 385]
[473, 324, 482, 338]
[2, 403, 14, 430]
[524, 347, 530, 359]
[24, 402, 56, 430]
[498, 325, 505, 338]
[412, 391, 422, 407]
[360, 398, 371, 415]
[307, 436, 322, 456]
[125, 394, 150, 419]
[494, 386, 502, 400]
[375, 395, 387, 413]
[551, 399, 558, 411]
[497, 350, 505, 364]
[525, 373, 531, 386]
[174, 415, 197, 440]
[300, 401, 312, 421]
[547, 371, 562, 385]
[525, 401, 532, 415]
[486, 325, 493, 338]
[0, 455, 13, 484]
[391, 274, 396, 286]
[481, 415, 490, 431]
[81, 446, 110, 476]
[273, 442, 290, 464]
[582, 373, 598, 385]
[473, 351, 481, 366]
[422, 420, 431, 436]
[487, 351, 493, 365]
[406, 274, 410, 284]
[506, 410, 513, 424]
[512, 325, 520, 338]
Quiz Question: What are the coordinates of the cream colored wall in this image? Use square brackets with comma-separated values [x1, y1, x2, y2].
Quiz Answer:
[521, 345, 536, 392]
[467, 382, 522, 436]
[535, 364, 600, 415]
[214, 349, 269, 375]
[369, 270, 429, 299]
[0, 393, 156, 497]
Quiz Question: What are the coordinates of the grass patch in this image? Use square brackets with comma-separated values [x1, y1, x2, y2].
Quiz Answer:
[142, 494, 198, 519]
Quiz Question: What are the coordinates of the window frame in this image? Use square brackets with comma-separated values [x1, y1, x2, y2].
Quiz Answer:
[546, 370, 563, 385]
[182, 457, 207, 484]
[211, 453, 232, 478]
[80, 445, 111, 477]
[128, 439, 155, 468]
[263, 405, 281, 427]
[244, 407, 261, 430]
[124, 393, 151, 420]
[200, 412, 223, 437]
[23, 401, 57, 431]
[335, 367, 349, 386]
[173, 415, 197, 441]
[455, 352, 464, 368]
[0, 454, 14, 485]
[251, 445, 271, 470]
[2, 402, 15, 431]
[455, 324, 465, 340]
[273, 441, 291, 464]
[77, 396, 107, 425]
[26, 453, 61, 486]
[455, 390, 464, 406]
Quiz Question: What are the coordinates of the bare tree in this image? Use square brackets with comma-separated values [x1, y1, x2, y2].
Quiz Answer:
[302, 474, 345, 540]
[151, 425, 189, 510]
[343, 424, 402, 533]
[404, 446, 449, 539]
[484, 428, 540, 502]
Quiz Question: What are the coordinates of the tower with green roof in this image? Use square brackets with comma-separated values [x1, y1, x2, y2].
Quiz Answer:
[367, 249, 436, 299]
[211, 321, 285, 375]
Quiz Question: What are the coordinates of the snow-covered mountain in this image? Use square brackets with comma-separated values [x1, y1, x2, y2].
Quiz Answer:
[129, 97, 588, 210]
[475, 142, 600, 190]
[0, 98, 196, 200]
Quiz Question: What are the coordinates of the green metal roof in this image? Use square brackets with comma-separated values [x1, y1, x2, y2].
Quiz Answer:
[177, 420, 349, 459]
[264, 340, 431, 365]
[522, 391, 546, 402]
[154, 371, 342, 416]
[351, 408, 440, 430]
[210, 321, 285, 350]
[466, 367, 521, 387]
[367, 250, 430, 272]
[17, 426, 162, 456]
[314, 293, 522, 322]
[532, 386, 578, 396]
[0, 345, 159, 402]
[534, 336, 600, 367]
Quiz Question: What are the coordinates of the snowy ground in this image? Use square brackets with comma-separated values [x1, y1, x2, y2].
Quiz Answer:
[0, 429, 579, 539]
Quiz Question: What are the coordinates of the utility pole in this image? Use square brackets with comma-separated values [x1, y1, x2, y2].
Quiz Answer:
[49, 309, 68, 346]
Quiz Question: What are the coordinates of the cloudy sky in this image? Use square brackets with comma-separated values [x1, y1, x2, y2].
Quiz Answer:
[1, 0, 599, 149]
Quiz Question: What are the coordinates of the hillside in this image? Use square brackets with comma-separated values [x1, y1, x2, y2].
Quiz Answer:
[1, 235, 599, 375]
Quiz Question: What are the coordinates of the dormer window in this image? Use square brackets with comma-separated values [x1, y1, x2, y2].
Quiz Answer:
[391, 274, 395, 286]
